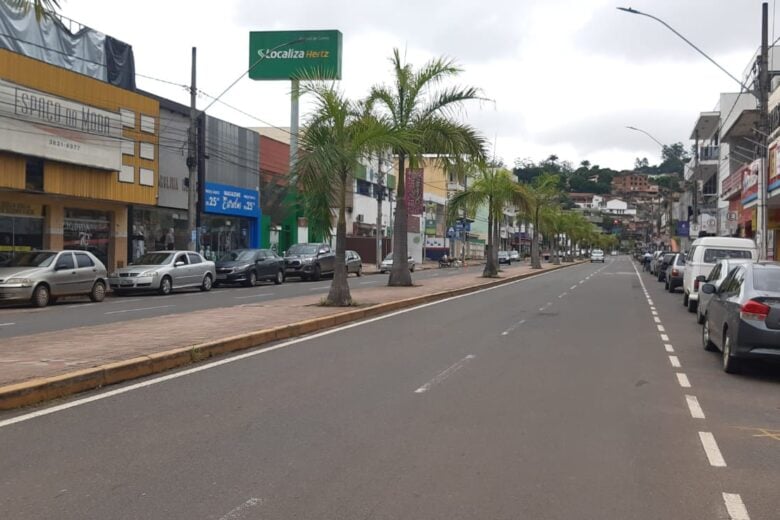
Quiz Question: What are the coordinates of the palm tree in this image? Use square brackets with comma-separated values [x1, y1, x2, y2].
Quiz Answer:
[448, 166, 531, 277]
[540, 207, 564, 265]
[368, 49, 486, 286]
[295, 83, 403, 306]
[4, 0, 60, 19]
[523, 174, 562, 269]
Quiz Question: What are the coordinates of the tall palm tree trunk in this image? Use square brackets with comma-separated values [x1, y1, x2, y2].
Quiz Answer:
[389, 152, 412, 286]
[483, 202, 497, 277]
[553, 233, 561, 265]
[531, 207, 542, 269]
[327, 172, 352, 305]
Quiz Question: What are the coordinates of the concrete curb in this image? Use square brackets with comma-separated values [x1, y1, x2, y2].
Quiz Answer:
[0, 261, 585, 411]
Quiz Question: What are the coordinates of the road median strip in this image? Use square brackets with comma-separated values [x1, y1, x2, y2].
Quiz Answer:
[0, 261, 585, 411]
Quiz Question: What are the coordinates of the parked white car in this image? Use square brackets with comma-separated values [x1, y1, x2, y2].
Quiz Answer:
[682, 237, 757, 313]
[380, 253, 415, 273]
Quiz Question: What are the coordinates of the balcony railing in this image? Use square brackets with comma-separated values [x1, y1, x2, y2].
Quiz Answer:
[699, 145, 720, 162]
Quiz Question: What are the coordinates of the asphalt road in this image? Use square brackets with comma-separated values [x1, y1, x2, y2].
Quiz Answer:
[0, 262, 513, 338]
[1, 256, 777, 519]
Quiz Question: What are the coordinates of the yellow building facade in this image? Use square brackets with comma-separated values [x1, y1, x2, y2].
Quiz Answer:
[0, 49, 159, 269]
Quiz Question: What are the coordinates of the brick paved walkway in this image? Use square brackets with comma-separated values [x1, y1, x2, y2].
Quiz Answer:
[0, 263, 559, 387]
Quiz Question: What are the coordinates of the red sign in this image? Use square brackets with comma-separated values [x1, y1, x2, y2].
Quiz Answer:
[742, 160, 760, 206]
[721, 165, 745, 200]
[405, 168, 424, 215]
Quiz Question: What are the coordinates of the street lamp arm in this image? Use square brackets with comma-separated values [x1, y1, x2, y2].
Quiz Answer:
[626, 125, 665, 148]
[617, 7, 753, 94]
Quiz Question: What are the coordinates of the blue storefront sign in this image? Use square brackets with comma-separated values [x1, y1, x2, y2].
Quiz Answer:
[676, 220, 690, 237]
[204, 182, 259, 217]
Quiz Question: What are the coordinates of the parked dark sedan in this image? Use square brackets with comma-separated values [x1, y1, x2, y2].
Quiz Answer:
[656, 253, 675, 282]
[215, 249, 285, 286]
[701, 262, 780, 373]
[664, 253, 686, 293]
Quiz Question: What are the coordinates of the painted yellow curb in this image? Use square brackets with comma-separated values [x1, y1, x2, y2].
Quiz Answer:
[0, 261, 585, 411]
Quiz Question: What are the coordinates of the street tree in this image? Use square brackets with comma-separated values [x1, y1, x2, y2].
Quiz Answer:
[368, 49, 486, 287]
[448, 166, 531, 277]
[295, 83, 405, 306]
[522, 174, 562, 269]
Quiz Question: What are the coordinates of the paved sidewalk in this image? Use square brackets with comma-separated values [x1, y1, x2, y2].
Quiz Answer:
[0, 262, 561, 387]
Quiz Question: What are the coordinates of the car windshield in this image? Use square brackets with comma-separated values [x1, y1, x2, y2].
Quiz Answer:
[133, 252, 173, 265]
[753, 267, 780, 292]
[220, 250, 255, 262]
[703, 248, 752, 263]
[288, 244, 319, 255]
[0, 251, 56, 267]
[676, 255, 686, 265]
[592, 250, 603, 255]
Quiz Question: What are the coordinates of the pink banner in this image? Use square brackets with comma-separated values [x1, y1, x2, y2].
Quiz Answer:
[405, 168, 424, 215]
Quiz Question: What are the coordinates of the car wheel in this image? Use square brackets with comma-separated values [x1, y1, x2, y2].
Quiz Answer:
[722, 328, 741, 374]
[158, 276, 172, 295]
[664, 279, 669, 291]
[89, 281, 106, 302]
[31, 284, 50, 308]
[696, 306, 705, 324]
[356, 265, 362, 277]
[702, 318, 716, 351]
[244, 270, 257, 287]
[687, 297, 697, 313]
[311, 264, 322, 281]
[200, 274, 213, 292]
[274, 270, 284, 285]
[683, 292, 689, 307]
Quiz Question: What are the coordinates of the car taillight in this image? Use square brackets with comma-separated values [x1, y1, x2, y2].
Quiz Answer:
[672, 269, 679, 276]
[740, 300, 770, 321]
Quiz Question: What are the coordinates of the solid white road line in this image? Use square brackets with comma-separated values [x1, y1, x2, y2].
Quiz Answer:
[722, 493, 750, 520]
[108, 298, 143, 304]
[660, 334, 670, 341]
[699, 432, 727, 467]
[501, 319, 526, 336]
[676, 373, 691, 388]
[665, 344, 675, 352]
[669, 355, 681, 368]
[414, 354, 476, 394]
[685, 395, 706, 419]
[218, 498, 263, 520]
[65, 303, 97, 309]
[0, 322, 15, 327]
[104, 305, 174, 315]
[234, 293, 274, 300]
[0, 266, 563, 428]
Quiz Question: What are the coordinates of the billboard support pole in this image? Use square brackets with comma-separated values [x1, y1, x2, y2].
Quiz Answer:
[290, 79, 299, 171]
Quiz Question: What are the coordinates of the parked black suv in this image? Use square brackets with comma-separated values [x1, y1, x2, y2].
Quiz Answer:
[284, 243, 335, 281]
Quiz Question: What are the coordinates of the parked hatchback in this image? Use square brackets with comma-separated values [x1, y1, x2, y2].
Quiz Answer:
[701, 262, 780, 373]
[0, 250, 107, 307]
[215, 249, 285, 286]
[109, 251, 216, 295]
[345, 250, 363, 276]
[380, 253, 416, 273]
[664, 253, 686, 293]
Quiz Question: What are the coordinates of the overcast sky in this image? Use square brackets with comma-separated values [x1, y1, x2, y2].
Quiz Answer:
[62, 0, 768, 170]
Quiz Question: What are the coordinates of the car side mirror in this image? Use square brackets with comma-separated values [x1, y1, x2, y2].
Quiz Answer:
[696, 275, 706, 282]
[701, 283, 716, 295]
[318, 249, 327, 255]
[175, 261, 185, 267]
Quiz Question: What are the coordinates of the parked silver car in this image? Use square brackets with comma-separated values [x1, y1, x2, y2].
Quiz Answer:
[0, 250, 108, 307]
[109, 251, 216, 295]
[345, 250, 363, 276]
[380, 253, 415, 273]
[695, 258, 752, 324]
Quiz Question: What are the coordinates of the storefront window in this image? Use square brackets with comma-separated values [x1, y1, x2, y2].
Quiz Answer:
[0, 214, 44, 265]
[130, 207, 189, 261]
[200, 214, 250, 261]
[63, 208, 111, 267]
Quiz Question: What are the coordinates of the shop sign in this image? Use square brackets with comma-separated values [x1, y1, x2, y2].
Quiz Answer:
[770, 145, 780, 194]
[248, 30, 342, 80]
[742, 160, 760, 206]
[405, 169, 424, 215]
[675, 220, 690, 237]
[0, 79, 122, 171]
[204, 182, 260, 218]
[0, 200, 43, 216]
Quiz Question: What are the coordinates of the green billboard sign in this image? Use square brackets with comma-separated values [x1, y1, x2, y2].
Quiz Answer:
[248, 30, 343, 80]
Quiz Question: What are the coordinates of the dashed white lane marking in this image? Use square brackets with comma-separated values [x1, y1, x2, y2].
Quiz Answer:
[558, 292, 567, 298]
[359, 280, 379, 285]
[654, 316, 661, 323]
[234, 293, 274, 300]
[722, 493, 750, 520]
[104, 305, 174, 315]
[64, 302, 96, 309]
[108, 298, 143, 304]
[686, 395, 706, 419]
[538, 303, 552, 311]
[648, 299, 654, 305]
[501, 319, 526, 336]
[570, 285, 577, 290]
[657, 324, 666, 332]
[0, 322, 15, 327]
[579, 280, 585, 285]
[676, 373, 691, 388]
[665, 344, 675, 352]
[660, 334, 670, 341]
[308, 286, 329, 291]
[218, 498, 263, 520]
[415, 355, 476, 394]
[699, 432, 727, 467]
[669, 355, 681, 368]
[651, 310, 658, 316]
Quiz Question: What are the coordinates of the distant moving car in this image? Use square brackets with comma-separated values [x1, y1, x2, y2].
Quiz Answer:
[664, 253, 686, 293]
[0, 250, 107, 307]
[611, 250, 618, 256]
[109, 251, 215, 295]
[284, 243, 335, 281]
[701, 262, 780, 373]
[345, 250, 363, 276]
[380, 253, 415, 273]
[215, 248, 285, 286]
[696, 258, 753, 324]
[509, 250, 520, 262]
[656, 253, 676, 282]
[590, 249, 605, 263]
[682, 237, 758, 313]
[498, 251, 511, 264]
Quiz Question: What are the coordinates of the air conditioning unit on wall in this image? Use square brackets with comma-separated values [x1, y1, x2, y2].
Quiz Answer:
[356, 214, 364, 222]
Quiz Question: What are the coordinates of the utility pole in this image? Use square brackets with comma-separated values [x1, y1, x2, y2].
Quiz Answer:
[757, 2, 770, 260]
[187, 47, 198, 252]
[691, 129, 699, 240]
[376, 153, 385, 269]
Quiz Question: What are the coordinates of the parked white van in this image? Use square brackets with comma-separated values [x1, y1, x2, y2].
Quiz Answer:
[682, 237, 758, 312]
